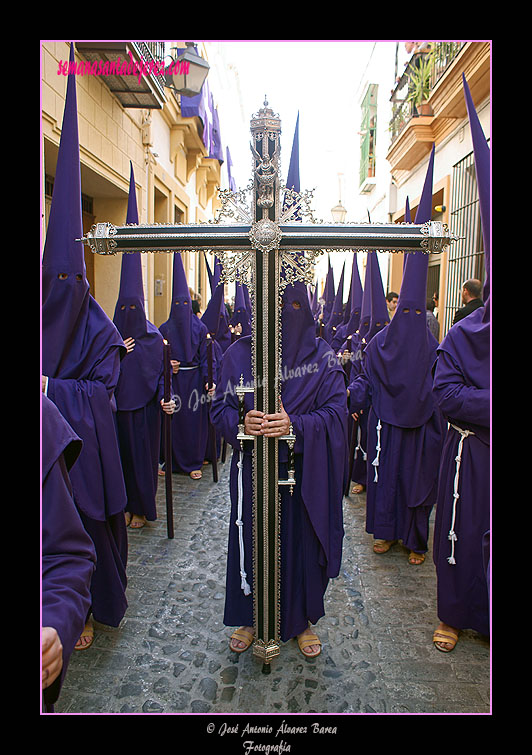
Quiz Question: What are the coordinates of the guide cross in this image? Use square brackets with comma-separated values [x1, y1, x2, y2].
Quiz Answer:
[79, 99, 459, 670]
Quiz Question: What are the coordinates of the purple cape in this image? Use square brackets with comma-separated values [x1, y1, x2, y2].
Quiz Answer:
[159, 253, 201, 363]
[41, 46, 127, 521]
[211, 281, 348, 641]
[159, 253, 215, 472]
[113, 165, 164, 412]
[42, 394, 96, 707]
[113, 164, 164, 520]
[431, 77, 490, 635]
[343, 251, 389, 490]
[41, 44, 128, 627]
[364, 145, 437, 428]
[432, 307, 490, 634]
[359, 147, 444, 551]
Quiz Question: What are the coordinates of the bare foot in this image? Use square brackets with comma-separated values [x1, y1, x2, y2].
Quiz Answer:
[130, 515, 146, 529]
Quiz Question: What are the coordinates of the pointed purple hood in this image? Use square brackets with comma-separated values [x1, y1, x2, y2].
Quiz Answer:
[159, 252, 203, 363]
[201, 279, 232, 351]
[281, 279, 317, 374]
[113, 163, 163, 411]
[365, 252, 390, 344]
[230, 283, 251, 336]
[322, 257, 335, 321]
[364, 145, 438, 428]
[113, 164, 147, 339]
[324, 262, 345, 343]
[434, 77, 491, 401]
[42, 42, 124, 379]
[345, 254, 363, 334]
[463, 73, 490, 312]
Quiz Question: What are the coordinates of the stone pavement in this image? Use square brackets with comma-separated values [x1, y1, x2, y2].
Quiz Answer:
[53, 453, 490, 720]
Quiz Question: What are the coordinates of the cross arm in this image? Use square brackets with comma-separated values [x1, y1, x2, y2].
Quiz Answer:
[78, 220, 458, 255]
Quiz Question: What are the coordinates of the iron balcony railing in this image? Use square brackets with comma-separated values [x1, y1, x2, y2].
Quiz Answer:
[389, 42, 466, 144]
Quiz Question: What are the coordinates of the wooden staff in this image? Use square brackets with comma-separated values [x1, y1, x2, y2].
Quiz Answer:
[344, 335, 357, 497]
[163, 339, 174, 538]
[207, 334, 218, 483]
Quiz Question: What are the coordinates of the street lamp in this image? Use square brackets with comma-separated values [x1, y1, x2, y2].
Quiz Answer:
[331, 172, 347, 222]
[331, 201, 347, 223]
[165, 42, 210, 97]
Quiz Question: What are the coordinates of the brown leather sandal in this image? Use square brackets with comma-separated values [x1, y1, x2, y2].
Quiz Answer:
[297, 631, 322, 658]
[229, 627, 254, 653]
[432, 628, 459, 652]
[373, 539, 397, 554]
[74, 619, 94, 651]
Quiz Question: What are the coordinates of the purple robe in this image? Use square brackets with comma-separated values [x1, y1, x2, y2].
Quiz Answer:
[344, 251, 389, 490]
[42, 43, 128, 628]
[431, 309, 490, 635]
[432, 75, 490, 636]
[113, 165, 164, 521]
[345, 341, 370, 486]
[159, 253, 215, 473]
[359, 147, 444, 553]
[42, 394, 96, 709]
[211, 282, 348, 641]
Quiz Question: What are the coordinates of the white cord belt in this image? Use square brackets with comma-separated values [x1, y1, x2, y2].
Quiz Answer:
[354, 423, 367, 462]
[371, 419, 382, 483]
[178, 365, 199, 370]
[236, 451, 251, 595]
[447, 424, 476, 565]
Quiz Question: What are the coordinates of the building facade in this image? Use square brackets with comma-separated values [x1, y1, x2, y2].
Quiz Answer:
[353, 41, 490, 340]
[41, 41, 234, 326]
[386, 41, 491, 338]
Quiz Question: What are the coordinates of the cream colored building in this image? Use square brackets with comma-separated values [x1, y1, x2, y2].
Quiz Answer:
[354, 41, 490, 340]
[386, 41, 490, 338]
[41, 41, 231, 326]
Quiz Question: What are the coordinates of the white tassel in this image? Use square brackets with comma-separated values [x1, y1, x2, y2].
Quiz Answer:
[236, 451, 251, 595]
[447, 425, 475, 566]
[372, 419, 382, 483]
[354, 423, 367, 462]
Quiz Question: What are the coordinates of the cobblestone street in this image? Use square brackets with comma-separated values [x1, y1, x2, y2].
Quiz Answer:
[54, 453, 490, 724]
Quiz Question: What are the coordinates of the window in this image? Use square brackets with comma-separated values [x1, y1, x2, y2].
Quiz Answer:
[444, 150, 486, 335]
[359, 85, 378, 189]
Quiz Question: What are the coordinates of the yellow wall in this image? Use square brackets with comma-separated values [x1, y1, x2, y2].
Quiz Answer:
[42, 41, 221, 326]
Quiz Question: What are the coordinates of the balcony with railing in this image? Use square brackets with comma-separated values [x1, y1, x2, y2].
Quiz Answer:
[76, 41, 167, 108]
[389, 43, 465, 143]
[386, 41, 490, 176]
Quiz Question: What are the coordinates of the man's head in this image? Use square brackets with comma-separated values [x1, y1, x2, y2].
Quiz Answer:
[386, 291, 399, 313]
[461, 279, 483, 304]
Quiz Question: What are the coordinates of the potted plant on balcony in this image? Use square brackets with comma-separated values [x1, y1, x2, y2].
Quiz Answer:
[406, 50, 434, 116]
